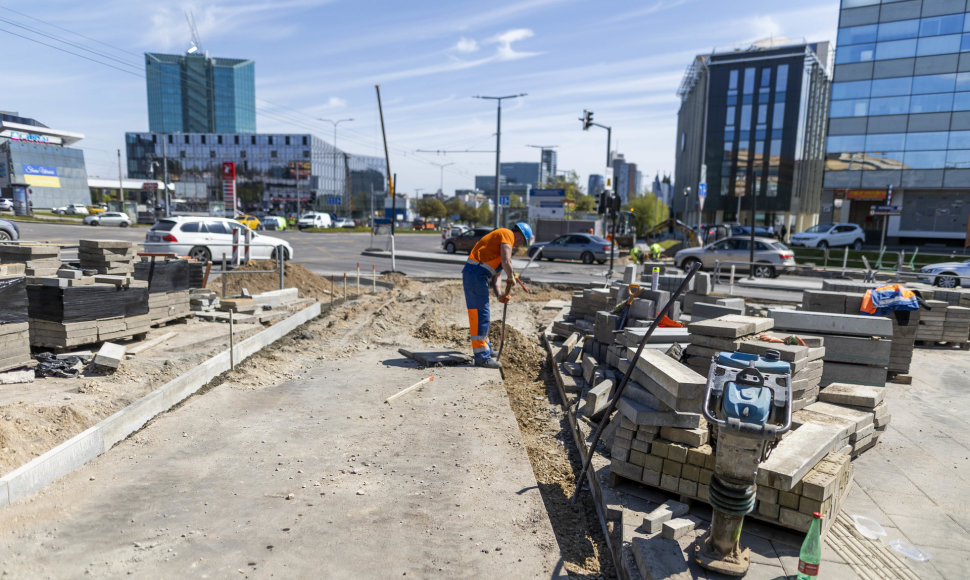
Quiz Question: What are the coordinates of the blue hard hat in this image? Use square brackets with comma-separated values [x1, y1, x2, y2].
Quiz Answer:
[514, 222, 533, 246]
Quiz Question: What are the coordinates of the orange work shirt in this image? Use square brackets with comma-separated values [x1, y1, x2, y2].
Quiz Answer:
[469, 228, 514, 271]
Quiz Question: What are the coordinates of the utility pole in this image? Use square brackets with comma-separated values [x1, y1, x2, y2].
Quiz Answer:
[162, 136, 170, 217]
[429, 161, 454, 195]
[117, 149, 124, 210]
[320, 117, 353, 215]
[581, 110, 615, 279]
[474, 94, 527, 228]
[375, 84, 396, 272]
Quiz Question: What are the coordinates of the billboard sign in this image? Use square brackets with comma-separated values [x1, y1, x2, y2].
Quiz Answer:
[221, 162, 237, 215]
[21, 164, 60, 188]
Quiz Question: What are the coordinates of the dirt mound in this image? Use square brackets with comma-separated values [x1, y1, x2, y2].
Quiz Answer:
[216, 260, 338, 300]
[412, 319, 466, 347]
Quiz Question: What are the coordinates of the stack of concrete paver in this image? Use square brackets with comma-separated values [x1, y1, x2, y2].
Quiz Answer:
[132, 258, 193, 326]
[916, 299, 947, 342]
[26, 278, 151, 349]
[0, 275, 32, 373]
[0, 244, 61, 276]
[816, 382, 890, 456]
[682, 314, 772, 376]
[685, 297, 745, 322]
[78, 239, 136, 275]
[770, 309, 893, 388]
[190, 289, 221, 312]
[943, 305, 970, 345]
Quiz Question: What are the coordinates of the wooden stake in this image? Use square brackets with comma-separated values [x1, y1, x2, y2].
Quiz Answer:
[385, 376, 434, 404]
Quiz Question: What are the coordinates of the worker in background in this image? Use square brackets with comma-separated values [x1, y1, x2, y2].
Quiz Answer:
[588, 227, 594, 235]
[629, 245, 644, 264]
[649, 242, 664, 261]
[462, 222, 533, 369]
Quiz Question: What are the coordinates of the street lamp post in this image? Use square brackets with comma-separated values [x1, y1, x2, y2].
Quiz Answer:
[474, 94, 527, 228]
[319, 117, 354, 215]
[430, 161, 454, 195]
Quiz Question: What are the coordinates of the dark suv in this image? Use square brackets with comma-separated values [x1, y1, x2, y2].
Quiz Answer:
[442, 227, 493, 254]
[0, 218, 20, 241]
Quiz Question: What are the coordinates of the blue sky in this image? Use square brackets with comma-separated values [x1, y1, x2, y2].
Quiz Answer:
[0, 0, 839, 199]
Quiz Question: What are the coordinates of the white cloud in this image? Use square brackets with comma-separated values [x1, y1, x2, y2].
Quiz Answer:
[487, 28, 537, 60]
[454, 37, 479, 53]
[324, 97, 347, 108]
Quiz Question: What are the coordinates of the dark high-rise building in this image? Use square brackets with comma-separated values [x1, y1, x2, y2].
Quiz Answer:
[588, 174, 605, 196]
[822, 0, 970, 244]
[611, 153, 639, 204]
[539, 148, 558, 186]
[145, 52, 256, 134]
[674, 40, 831, 233]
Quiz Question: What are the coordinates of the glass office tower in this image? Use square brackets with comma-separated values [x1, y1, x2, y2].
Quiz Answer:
[146, 52, 256, 134]
[674, 41, 831, 234]
[126, 132, 384, 217]
[823, 0, 970, 244]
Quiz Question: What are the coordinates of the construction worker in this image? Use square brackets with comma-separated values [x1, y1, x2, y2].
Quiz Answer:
[462, 222, 533, 369]
[649, 242, 664, 260]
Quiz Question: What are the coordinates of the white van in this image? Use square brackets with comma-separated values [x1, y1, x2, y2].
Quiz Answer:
[297, 212, 332, 230]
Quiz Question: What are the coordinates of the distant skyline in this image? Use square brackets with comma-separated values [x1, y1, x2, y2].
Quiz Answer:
[0, 0, 839, 198]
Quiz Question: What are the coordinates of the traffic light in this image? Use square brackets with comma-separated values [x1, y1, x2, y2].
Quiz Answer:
[582, 109, 593, 130]
[598, 192, 607, 214]
[610, 192, 621, 214]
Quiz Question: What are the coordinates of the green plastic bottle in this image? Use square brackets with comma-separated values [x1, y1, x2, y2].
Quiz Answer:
[796, 511, 822, 579]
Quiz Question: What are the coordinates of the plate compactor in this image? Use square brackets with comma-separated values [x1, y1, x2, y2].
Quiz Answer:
[693, 350, 793, 577]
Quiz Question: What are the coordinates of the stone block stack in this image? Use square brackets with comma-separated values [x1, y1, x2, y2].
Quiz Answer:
[943, 305, 970, 345]
[26, 280, 151, 348]
[770, 309, 893, 388]
[78, 239, 136, 275]
[817, 382, 890, 455]
[683, 314, 773, 377]
[0, 244, 61, 276]
[132, 258, 193, 325]
[190, 289, 221, 312]
[916, 300, 947, 342]
[754, 450, 853, 533]
[0, 276, 32, 372]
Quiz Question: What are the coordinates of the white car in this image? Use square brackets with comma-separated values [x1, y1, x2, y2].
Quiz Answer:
[788, 223, 865, 249]
[143, 216, 294, 262]
[333, 217, 355, 228]
[297, 212, 332, 230]
[53, 203, 90, 215]
[0, 199, 13, 211]
[83, 212, 131, 227]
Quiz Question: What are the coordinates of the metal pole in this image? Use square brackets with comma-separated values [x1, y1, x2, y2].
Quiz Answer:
[880, 215, 888, 253]
[372, 264, 376, 294]
[278, 249, 284, 290]
[117, 149, 124, 209]
[331, 274, 335, 307]
[748, 183, 757, 279]
[356, 262, 360, 298]
[343, 272, 347, 297]
[162, 136, 170, 217]
[221, 254, 227, 298]
[494, 100, 502, 228]
[229, 310, 234, 370]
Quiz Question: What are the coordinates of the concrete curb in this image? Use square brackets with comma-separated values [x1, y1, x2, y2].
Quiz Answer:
[0, 301, 322, 509]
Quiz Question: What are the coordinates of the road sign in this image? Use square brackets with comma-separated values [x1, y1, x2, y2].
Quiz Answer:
[326, 196, 342, 205]
[873, 205, 898, 212]
[499, 195, 510, 207]
[698, 183, 707, 198]
[871, 204, 900, 216]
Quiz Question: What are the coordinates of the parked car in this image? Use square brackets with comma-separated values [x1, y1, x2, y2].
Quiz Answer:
[235, 214, 261, 230]
[442, 226, 494, 254]
[259, 216, 287, 231]
[297, 212, 332, 230]
[53, 203, 90, 215]
[0, 218, 19, 241]
[0, 199, 14, 211]
[528, 233, 611, 264]
[674, 236, 795, 278]
[788, 223, 865, 249]
[144, 216, 294, 262]
[917, 259, 970, 288]
[86, 204, 108, 215]
[725, 223, 775, 237]
[333, 217, 356, 228]
[83, 212, 131, 227]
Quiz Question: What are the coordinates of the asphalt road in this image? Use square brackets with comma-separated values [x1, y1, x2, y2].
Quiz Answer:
[11, 219, 803, 301]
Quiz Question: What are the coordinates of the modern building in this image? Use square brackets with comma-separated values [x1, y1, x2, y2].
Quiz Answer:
[611, 153, 639, 204]
[588, 174, 605, 196]
[0, 111, 90, 210]
[652, 173, 674, 206]
[125, 131, 384, 217]
[822, 0, 970, 244]
[145, 52, 256, 134]
[674, 40, 831, 234]
[539, 148, 558, 186]
[500, 162, 541, 187]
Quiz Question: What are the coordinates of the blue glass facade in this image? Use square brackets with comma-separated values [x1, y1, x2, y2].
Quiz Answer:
[823, 0, 970, 242]
[125, 132, 384, 217]
[145, 53, 256, 134]
[0, 113, 90, 209]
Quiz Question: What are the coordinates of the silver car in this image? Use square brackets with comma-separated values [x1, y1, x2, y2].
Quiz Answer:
[83, 212, 131, 227]
[918, 259, 970, 288]
[528, 233, 611, 264]
[674, 236, 796, 278]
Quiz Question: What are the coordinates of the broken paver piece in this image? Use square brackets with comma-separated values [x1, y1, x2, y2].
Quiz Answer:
[661, 516, 702, 540]
[642, 499, 690, 533]
[93, 342, 126, 369]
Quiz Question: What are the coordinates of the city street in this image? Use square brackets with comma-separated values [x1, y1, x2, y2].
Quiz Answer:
[11, 220, 804, 302]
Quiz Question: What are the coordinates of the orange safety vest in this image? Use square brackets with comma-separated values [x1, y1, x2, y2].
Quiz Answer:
[860, 284, 917, 315]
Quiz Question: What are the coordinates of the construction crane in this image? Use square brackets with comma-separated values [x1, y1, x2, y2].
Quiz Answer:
[185, 11, 203, 54]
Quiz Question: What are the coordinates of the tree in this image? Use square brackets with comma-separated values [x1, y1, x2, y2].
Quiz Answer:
[417, 197, 446, 221]
[625, 194, 669, 236]
[574, 194, 596, 213]
[475, 204, 493, 226]
[459, 203, 478, 224]
[543, 170, 585, 208]
[445, 198, 464, 220]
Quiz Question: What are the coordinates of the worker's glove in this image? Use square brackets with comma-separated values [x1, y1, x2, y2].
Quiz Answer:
[498, 294, 511, 305]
